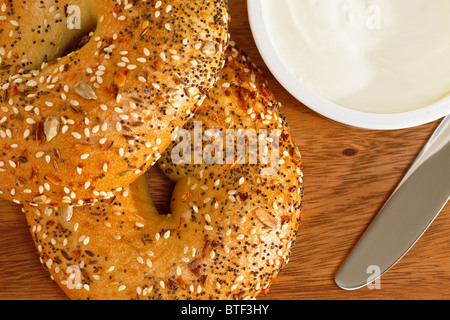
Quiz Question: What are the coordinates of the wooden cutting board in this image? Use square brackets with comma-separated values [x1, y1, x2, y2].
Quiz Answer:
[0, 0, 449, 300]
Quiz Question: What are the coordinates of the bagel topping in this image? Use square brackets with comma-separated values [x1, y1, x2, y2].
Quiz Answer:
[0, 0, 229, 206]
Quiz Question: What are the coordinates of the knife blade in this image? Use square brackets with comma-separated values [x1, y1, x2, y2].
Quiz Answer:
[335, 114, 450, 290]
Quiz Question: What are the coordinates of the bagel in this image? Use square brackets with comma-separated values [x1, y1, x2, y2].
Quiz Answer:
[23, 44, 304, 300]
[0, 0, 229, 206]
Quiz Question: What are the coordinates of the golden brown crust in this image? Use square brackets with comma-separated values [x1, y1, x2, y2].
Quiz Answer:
[23, 44, 304, 300]
[0, 0, 229, 206]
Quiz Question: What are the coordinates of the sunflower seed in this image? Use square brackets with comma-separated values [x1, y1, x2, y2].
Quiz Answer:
[43, 116, 60, 142]
[201, 41, 217, 56]
[33, 195, 51, 205]
[60, 206, 74, 222]
[74, 82, 97, 100]
[254, 208, 279, 230]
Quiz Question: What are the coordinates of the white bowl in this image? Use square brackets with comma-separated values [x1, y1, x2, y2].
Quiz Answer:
[247, 0, 450, 130]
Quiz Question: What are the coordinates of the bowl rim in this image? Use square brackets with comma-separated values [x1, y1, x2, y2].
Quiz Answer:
[247, 0, 450, 130]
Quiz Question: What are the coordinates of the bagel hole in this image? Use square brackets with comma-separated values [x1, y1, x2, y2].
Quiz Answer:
[146, 166, 175, 216]
[60, 27, 97, 58]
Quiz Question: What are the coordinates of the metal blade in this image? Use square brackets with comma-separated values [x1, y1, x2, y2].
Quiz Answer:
[335, 115, 450, 290]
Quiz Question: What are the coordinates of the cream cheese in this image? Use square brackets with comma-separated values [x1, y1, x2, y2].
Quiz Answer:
[262, 0, 450, 114]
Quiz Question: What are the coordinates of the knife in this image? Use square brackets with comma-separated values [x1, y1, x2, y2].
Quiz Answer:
[335, 114, 450, 290]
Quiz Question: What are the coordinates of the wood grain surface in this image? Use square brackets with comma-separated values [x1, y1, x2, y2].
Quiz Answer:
[0, 0, 449, 300]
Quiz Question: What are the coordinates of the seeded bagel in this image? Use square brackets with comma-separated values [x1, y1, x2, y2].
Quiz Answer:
[0, 0, 229, 206]
[23, 44, 303, 300]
